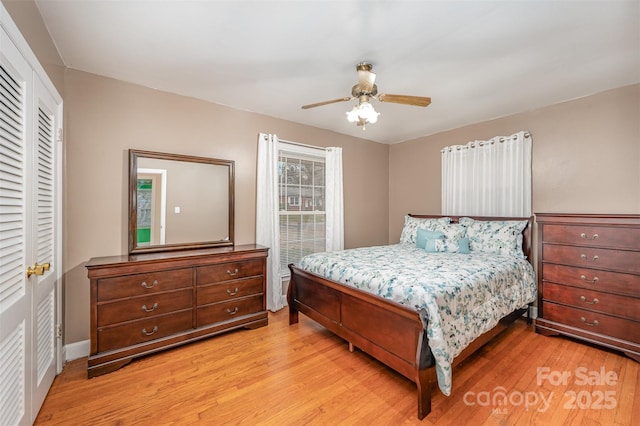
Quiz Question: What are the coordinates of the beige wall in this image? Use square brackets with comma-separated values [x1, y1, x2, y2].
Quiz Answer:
[63, 70, 389, 343]
[389, 84, 640, 242]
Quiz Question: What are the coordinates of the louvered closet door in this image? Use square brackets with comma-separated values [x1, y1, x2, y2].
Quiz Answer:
[29, 74, 60, 421]
[0, 27, 33, 426]
[0, 20, 62, 425]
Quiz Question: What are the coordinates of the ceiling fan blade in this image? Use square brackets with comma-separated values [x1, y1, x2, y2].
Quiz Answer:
[301, 97, 352, 109]
[378, 94, 432, 107]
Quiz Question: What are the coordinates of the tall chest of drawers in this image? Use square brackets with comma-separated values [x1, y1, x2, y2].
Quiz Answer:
[535, 214, 640, 362]
[86, 244, 269, 377]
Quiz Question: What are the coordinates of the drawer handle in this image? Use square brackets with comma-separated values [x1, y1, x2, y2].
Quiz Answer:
[580, 296, 599, 305]
[142, 326, 158, 336]
[580, 254, 599, 262]
[580, 233, 599, 240]
[226, 268, 239, 277]
[141, 302, 159, 312]
[141, 280, 158, 289]
[226, 288, 239, 296]
[580, 317, 599, 327]
[580, 275, 599, 284]
[226, 307, 239, 315]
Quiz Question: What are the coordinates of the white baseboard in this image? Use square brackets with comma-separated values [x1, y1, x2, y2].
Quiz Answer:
[64, 339, 90, 362]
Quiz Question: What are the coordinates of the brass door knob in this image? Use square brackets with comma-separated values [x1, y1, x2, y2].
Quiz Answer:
[26, 262, 51, 278]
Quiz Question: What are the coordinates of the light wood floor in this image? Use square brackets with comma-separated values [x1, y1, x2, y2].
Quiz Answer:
[36, 310, 638, 425]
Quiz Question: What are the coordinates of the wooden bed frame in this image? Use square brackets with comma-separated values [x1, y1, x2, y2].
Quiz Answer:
[287, 214, 533, 420]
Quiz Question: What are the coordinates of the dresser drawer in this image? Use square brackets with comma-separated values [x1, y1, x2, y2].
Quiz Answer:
[197, 276, 263, 306]
[97, 289, 193, 326]
[97, 268, 192, 301]
[542, 303, 640, 344]
[543, 224, 640, 250]
[542, 264, 639, 297]
[197, 260, 264, 284]
[97, 309, 193, 352]
[542, 282, 640, 322]
[542, 245, 640, 274]
[196, 294, 263, 326]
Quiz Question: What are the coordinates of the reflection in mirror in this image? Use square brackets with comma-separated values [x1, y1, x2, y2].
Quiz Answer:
[129, 150, 234, 254]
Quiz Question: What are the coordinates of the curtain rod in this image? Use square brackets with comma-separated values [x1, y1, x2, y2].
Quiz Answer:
[278, 138, 325, 151]
[440, 131, 532, 153]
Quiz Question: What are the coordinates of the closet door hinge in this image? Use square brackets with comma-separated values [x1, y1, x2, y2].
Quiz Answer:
[57, 128, 63, 144]
[56, 324, 63, 339]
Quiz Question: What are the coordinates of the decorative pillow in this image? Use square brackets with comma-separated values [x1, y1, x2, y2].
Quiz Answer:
[425, 238, 444, 253]
[399, 215, 451, 244]
[432, 223, 467, 252]
[459, 217, 527, 258]
[424, 238, 446, 253]
[416, 228, 444, 249]
[456, 237, 471, 254]
[419, 224, 467, 253]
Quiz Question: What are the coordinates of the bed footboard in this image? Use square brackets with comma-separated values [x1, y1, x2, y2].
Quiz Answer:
[286, 215, 534, 420]
[287, 264, 436, 419]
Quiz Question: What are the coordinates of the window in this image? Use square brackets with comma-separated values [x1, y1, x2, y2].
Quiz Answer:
[256, 133, 343, 311]
[278, 148, 326, 275]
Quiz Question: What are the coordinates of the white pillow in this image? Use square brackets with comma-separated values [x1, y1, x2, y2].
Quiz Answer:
[459, 217, 527, 258]
[432, 223, 467, 252]
[399, 216, 451, 244]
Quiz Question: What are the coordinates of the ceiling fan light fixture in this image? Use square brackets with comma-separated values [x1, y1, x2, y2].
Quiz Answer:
[346, 106, 360, 123]
[358, 102, 379, 123]
[346, 101, 380, 126]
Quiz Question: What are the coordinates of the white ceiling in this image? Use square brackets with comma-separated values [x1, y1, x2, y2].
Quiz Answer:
[35, 0, 640, 144]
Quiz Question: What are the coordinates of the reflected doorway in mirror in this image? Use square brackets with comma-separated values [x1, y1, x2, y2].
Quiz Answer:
[137, 168, 167, 246]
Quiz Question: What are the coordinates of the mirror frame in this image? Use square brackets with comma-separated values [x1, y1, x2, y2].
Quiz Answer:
[128, 149, 235, 254]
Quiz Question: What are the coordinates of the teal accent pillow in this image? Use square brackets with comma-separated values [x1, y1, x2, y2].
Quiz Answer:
[457, 237, 471, 254]
[416, 228, 444, 249]
[425, 238, 444, 252]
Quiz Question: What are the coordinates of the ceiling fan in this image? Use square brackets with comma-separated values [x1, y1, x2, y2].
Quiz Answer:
[301, 62, 431, 128]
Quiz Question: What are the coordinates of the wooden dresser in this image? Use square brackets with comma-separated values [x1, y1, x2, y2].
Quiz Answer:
[86, 244, 269, 377]
[535, 213, 640, 362]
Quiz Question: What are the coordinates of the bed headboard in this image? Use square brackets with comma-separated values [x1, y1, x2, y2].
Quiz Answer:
[408, 214, 534, 262]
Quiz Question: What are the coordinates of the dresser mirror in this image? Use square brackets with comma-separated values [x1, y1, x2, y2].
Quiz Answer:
[128, 149, 234, 254]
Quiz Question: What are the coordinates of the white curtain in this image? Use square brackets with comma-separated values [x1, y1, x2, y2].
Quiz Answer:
[256, 133, 284, 311]
[441, 131, 532, 216]
[325, 147, 344, 251]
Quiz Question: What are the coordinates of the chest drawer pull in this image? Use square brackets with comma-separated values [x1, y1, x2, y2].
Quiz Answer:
[226, 268, 239, 277]
[141, 303, 159, 313]
[226, 307, 239, 315]
[226, 288, 239, 296]
[579, 296, 599, 305]
[580, 254, 599, 262]
[141, 280, 159, 289]
[579, 275, 599, 284]
[580, 317, 599, 327]
[580, 232, 599, 240]
[142, 326, 158, 336]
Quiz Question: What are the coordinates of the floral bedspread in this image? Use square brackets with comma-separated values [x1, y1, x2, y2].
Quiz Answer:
[297, 243, 536, 396]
